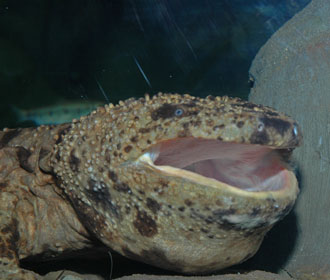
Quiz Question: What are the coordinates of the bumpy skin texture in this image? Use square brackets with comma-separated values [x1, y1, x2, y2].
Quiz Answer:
[0, 93, 302, 279]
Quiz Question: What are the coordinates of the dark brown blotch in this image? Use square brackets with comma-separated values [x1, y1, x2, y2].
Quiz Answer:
[16, 146, 34, 173]
[184, 199, 193, 207]
[182, 122, 189, 130]
[108, 170, 118, 182]
[233, 102, 257, 110]
[87, 178, 98, 190]
[55, 150, 61, 161]
[86, 178, 119, 218]
[69, 149, 80, 172]
[130, 136, 139, 143]
[205, 216, 214, 224]
[151, 104, 180, 120]
[212, 208, 237, 218]
[259, 117, 291, 136]
[212, 208, 244, 230]
[188, 120, 202, 127]
[266, 111, 280, 117]
[0, 244, 6, 257]
[72, 201, 113, 241]
[153, 180, 169, 195]
[5, 251, 14, 261]
[0, 128, 21, 149]
[236, 121, 245, 128]
[125, 206, 131, 214]
[2, 218, 19, 254]
[200, 228, 209, 233]
[139, 128, 150, 134]
[124, 145, 132, 153]
[217, 220, 245, 231]
[146, 197, 161, 214]
[105, 150, 111, 164]
[0, 181, 8, 189]
[206, 119, 214, 127]
[190, 208, 206, 221]
[114, 183, 132, 194]
[178, 206, 185, 212]
[55, 125, 71, 144]
[250, 129, 269, 145]
[159, 179, 169, 188]
[133, 210, 158, 237]
[185, 101, 197, 107]
[251, 207, 261, 217]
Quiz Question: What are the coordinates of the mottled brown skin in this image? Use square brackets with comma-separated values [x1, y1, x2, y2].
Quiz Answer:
[0, 93, 302, 279]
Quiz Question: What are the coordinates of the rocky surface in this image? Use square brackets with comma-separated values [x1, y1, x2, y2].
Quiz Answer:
[249, 0, 330, 279]
[116, 271, 292, 280]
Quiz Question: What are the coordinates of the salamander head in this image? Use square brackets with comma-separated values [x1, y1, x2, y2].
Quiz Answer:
[127, 93, 301, 192]
[140, 93, 301, 149]
[52, 93, 302, 273]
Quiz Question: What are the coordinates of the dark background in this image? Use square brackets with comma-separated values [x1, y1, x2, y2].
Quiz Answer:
[0, 0, 309, 128]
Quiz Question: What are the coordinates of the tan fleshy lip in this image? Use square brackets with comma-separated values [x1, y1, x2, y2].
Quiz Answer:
[138, 137, 295, 194]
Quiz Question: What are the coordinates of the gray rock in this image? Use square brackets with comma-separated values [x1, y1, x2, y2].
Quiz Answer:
[44, 270, 103, 280]
[116, 270, 292, 280]
[249, 0, 330, 279]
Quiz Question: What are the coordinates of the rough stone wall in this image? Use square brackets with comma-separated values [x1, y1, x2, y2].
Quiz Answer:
[249, 0, 330, 278]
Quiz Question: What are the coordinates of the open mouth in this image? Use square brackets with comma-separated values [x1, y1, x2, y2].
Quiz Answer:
[140, 137, 291, 192]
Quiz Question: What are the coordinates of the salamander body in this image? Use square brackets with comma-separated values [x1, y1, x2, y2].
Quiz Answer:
[0, 93, 302, 279]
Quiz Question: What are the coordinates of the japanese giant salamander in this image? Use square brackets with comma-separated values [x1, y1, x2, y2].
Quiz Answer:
[0, 93, 302, 279]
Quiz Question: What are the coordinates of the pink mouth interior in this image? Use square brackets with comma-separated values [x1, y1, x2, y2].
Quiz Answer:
[150, 138, 289, 191]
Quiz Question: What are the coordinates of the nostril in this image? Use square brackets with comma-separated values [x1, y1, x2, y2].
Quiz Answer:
[257, 122, 264, 132]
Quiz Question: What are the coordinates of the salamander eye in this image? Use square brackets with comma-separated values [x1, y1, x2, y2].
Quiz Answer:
[175, 108, 184, 116]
